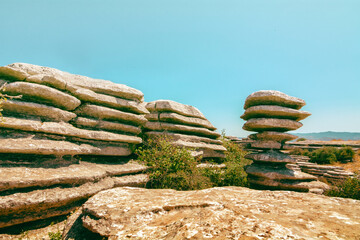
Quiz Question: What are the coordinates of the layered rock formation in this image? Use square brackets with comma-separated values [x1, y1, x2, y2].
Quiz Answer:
[0, 63, 149, 229]
[63, 186, 360, 239]
[241, 90, 328, 193]
[0, 63, 148, 159]
[144, 100, 226, 159]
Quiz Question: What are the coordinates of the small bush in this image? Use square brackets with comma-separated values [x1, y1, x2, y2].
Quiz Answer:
[202, 138, 251, 187]
[309, 147, 338, 164]
[48, 230, 62, 240]
[135, 136, 212, 190]
[325, 175, 360, 200]
[290, 148, 310, 156]
[296, 137, 307, 142]
[308, 146, 355, 164]
[336, 146, 355, 163]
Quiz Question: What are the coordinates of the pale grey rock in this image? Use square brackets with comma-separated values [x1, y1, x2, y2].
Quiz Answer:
[145, 131, 223, 145]
[2, 100, 77, 122]
[75, 104, 147, 126]
[0, 175, 148, 229]
[64, 187, 360, 240]
[73, 117, 141, 135]
[3, 81, 81, 110]
[146, 112, 216, 130]
[246, 164, 318, 180]
[4, 63, 144, 102]
[245, 150, 296, 164]
[244, 90, 306, 110]
[0, 117, 142, 144]
[0, 161, 147, 192]
[250, 140, 282, 149]
[241, 105, 311, 121]
[243, 118, 303, 132]
[249, 178, 329, 193]
[68, 86, 149, 114]
[145, 121, 221, 139]
[0, 136, 132, 157]
[0, 66, 29, 80]
[249, 131, 297, 143]
[146, 100, 206, 119]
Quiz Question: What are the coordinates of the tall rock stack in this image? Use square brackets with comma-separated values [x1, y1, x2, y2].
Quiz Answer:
[0, 63, 149, 229]
[144, 100, 226, 159]
[241, 90, 329, 193]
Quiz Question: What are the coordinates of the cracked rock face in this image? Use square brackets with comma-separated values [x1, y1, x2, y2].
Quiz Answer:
[63, 186, 360, 240]
[241, 90, 329, 192]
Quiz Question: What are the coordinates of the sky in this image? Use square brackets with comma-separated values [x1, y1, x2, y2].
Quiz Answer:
[0, 0, 359, 137]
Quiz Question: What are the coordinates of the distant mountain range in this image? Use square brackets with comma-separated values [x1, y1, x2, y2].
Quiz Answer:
[293, 131, 360, 141]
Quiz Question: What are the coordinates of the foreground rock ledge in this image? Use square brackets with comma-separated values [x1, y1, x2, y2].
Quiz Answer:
[64, 187, 360, 240]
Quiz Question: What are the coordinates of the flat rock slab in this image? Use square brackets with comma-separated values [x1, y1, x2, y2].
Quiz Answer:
[243, 118, 303, 132]
[0, 174, 148, 229]
[1, 63, 144, 102]
[69, 87, 148, 114]
[245, 150, 296, 163]
[0, 117, 142, 144]
[250, 140, 282, 149]
[64, 187, 360, 239]
[145, 131, 223, 145]
[75, 104, 146, 126]
[2, 100, 76, 122]
[0, 161, 147, 192]
[249, 131, 297, 142]
[246, 164, 318, 180]
[244, 90, 306, 110]
[249, 178, 330, 193]
[146, 112, 215, 130]
[145, 122, 220, 139]
[2, 81, 81, 111]
[146, 100, 206, 119]
[73, 117, 141, 135]
[241, 105, 311, 121]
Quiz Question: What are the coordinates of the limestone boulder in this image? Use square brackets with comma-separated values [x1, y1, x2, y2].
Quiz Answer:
[145, 131, 223, 145]
[243, 118, 303, 132]
[68, 87, 149, 114]
[2, 63, 144, 102]
[249, 131, 297, 142]
[63, 187, 360, 240]
[250, 140, 282, 149]
[145, 121, 220, 139]
[1, 100, 77, 122]
[146, 100, 206, 119]
[2, 81, 81, 110]
[244, 90, 306, 110]
[246, 164, 318, 180]
[241, 105, 311, 121]
[73, 117, 141, 135]
[245, 150, 296, 164]
[0, 117, 142, 144]
[146, 112, 215, 130]
[75, 104, 146, 126]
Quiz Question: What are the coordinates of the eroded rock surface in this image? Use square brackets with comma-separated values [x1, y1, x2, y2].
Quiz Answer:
[64, 187, 360, 240]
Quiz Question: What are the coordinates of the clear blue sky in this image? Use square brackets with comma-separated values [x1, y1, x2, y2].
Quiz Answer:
[1, 0, 359, 137]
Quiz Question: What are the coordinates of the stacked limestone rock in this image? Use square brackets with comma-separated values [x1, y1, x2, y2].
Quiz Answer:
[0, 63, 149, 229]
[144, 100, 226, 159]
[241, 90, 329, 193]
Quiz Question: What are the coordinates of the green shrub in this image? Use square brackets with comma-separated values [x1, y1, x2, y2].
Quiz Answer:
[48, 230, 62, 240]
[308, 146, 355, 164]
[296, 137, 307, 142]
[290, 148, 310, 156]
[135, 136, 212, 190]
[309, 147, 338, 164]
[202, 138, 251, 187]
[336, 146, 355, 163]
[325, 175, 360, 200]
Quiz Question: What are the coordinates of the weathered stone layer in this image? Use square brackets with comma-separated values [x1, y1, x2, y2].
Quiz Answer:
[146, 100, 206, 119]
[244, 90, 306, 110]
[241, 105, 311, 121]
[243, 118, 303, 132]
